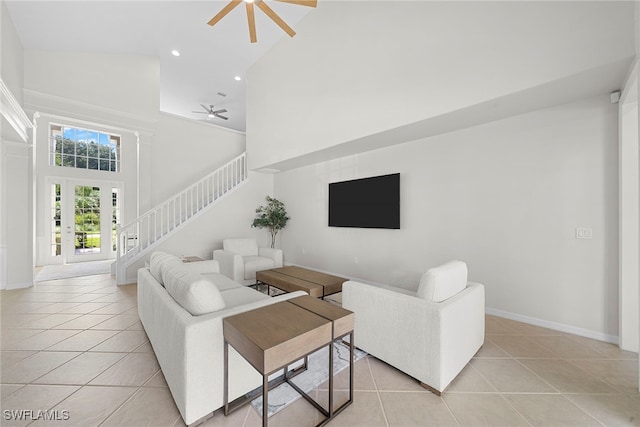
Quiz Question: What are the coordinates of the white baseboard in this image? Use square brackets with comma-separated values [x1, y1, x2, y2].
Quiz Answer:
[486, 307, 620, 345]
[285, 263, 621, 346]
[5, 281, 34, 290]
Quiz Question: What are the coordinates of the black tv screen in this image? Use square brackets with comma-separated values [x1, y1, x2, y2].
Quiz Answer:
[329, 173, 400, 229]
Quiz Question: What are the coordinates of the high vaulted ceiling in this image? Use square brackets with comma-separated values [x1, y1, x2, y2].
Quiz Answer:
[5, 0, 314, 132]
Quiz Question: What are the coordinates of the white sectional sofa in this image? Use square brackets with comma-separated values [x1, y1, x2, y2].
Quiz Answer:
[137, 252, 306, 425]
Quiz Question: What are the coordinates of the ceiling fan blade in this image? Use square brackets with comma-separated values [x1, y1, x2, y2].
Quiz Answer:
[273, 0, 317, 7]
[246, 2, 257, 43]
[212, 109, 228, 114]
[192, 111, 208, 114]
[215, 114, 229, 120]
[200, 104, 210, 111]
[207, 0, 243, 26]
[257, 1, 296, 37]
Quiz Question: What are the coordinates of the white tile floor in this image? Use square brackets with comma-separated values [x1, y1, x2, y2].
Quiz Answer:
[1, 273, 638, 426]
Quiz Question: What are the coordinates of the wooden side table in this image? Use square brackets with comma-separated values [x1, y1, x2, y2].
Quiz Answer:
[223, 296, 354, 427]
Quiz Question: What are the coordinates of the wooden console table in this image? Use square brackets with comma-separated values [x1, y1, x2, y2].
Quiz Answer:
[223, 295, 354, 427]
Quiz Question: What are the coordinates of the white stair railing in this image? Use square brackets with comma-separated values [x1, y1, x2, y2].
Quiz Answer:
[115, 152, 247, 284]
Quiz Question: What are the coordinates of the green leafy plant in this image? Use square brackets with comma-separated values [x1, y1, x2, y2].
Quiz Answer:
[251, 196, 290, 248]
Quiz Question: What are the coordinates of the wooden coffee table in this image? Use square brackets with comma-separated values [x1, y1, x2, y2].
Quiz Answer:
[223, 295, 354, 427]
[256, 266, 347, 299]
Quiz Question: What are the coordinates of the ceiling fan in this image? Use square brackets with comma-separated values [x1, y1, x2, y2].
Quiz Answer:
[207, 0, 318, 43]
[193, 104, 229, 120]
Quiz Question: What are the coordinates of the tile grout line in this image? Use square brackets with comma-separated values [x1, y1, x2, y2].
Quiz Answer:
[493, 317, 623, 427]
[470, 352, 535, 427]
[476, 330, 543, 427]
[439, 394, 462, 427]
[366, 356, 391, 427]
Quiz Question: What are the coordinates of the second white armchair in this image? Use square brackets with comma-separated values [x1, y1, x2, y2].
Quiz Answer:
[213, 238, 283, 286]
[342, 260, 485, 395]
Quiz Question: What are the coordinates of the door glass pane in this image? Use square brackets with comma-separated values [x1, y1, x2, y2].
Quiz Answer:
[75, 185, 101, 255]
[50, 184, 62, 256]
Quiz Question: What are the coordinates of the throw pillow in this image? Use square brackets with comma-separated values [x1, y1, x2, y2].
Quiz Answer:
[417, 260, 468, 302]
[149, 252, 179, 284]
[162, 265, 226, 315]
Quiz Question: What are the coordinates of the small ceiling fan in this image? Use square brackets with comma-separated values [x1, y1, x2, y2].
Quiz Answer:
[193, 104, 229, 120]
[207, 0, 317, 43]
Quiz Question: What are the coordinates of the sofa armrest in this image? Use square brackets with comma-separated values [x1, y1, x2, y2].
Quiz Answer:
[342, 280, 439, 362]
[180, 260, 220, 275]
[258, 247, 283, 267]
[213, 250, 244, 282]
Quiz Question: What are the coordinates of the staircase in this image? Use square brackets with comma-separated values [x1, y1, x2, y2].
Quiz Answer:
[115, 152, 247, 284]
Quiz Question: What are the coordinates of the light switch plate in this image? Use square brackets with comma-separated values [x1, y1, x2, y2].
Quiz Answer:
[576, 227, 593, 239]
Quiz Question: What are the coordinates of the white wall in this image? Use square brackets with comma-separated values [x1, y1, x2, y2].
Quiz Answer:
[24, 50, 159, 119]
[151, 113, 245, 204]
[1, 141, 32, 289]
[1, 0, 32, 289]
[248, 1, 634, 171]
[275, 95, 619, 341]
[1, 0, 23, 103]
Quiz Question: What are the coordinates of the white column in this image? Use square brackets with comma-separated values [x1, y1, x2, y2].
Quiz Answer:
[2, 140, 34, 289]
[619, 63, 639, 353]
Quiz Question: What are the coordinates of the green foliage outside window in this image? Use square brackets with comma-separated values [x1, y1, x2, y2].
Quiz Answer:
[54, 136, 118, 171]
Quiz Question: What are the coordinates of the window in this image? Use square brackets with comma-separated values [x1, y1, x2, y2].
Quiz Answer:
[50, 124, 120, 172]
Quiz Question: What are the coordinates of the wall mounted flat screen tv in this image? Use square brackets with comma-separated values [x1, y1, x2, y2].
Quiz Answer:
[329, 173, 400, 229]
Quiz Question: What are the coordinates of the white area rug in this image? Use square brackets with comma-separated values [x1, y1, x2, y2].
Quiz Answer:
[251, 340, 366, 418]
[35, 260, 113, 282]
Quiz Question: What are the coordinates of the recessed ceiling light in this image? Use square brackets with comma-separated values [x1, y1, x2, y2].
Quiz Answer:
[234, 76, 242, 81]
[244, 0, 255, 3]
[171, 50, 180, 57]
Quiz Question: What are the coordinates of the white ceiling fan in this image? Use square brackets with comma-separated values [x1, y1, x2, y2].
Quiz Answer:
[193, 104, 229, 120]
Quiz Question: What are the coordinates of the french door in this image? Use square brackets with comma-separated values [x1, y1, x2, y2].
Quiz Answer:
[48, 179, 122, 264]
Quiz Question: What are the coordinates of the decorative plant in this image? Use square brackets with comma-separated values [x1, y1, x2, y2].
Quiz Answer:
[251, 196, 290, 248]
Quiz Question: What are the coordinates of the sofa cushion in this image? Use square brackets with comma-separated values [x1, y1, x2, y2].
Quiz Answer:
[162, 265, 226, 315]
[219, 287, 270, 310]
[223, 238, 259, 257]
[149, 252, 180, 284]
[181, 260, 220, 275]
[243, 256, 276, 280]
[201, 273, 242, 291]
[417, 260, 468, 302]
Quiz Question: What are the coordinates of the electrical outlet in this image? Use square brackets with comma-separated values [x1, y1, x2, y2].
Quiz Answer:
[576, 227, 593, 239]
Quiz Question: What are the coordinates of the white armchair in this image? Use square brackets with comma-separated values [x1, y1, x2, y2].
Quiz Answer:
[213, 238, 283, 286]
[342, 260, 484, 395]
